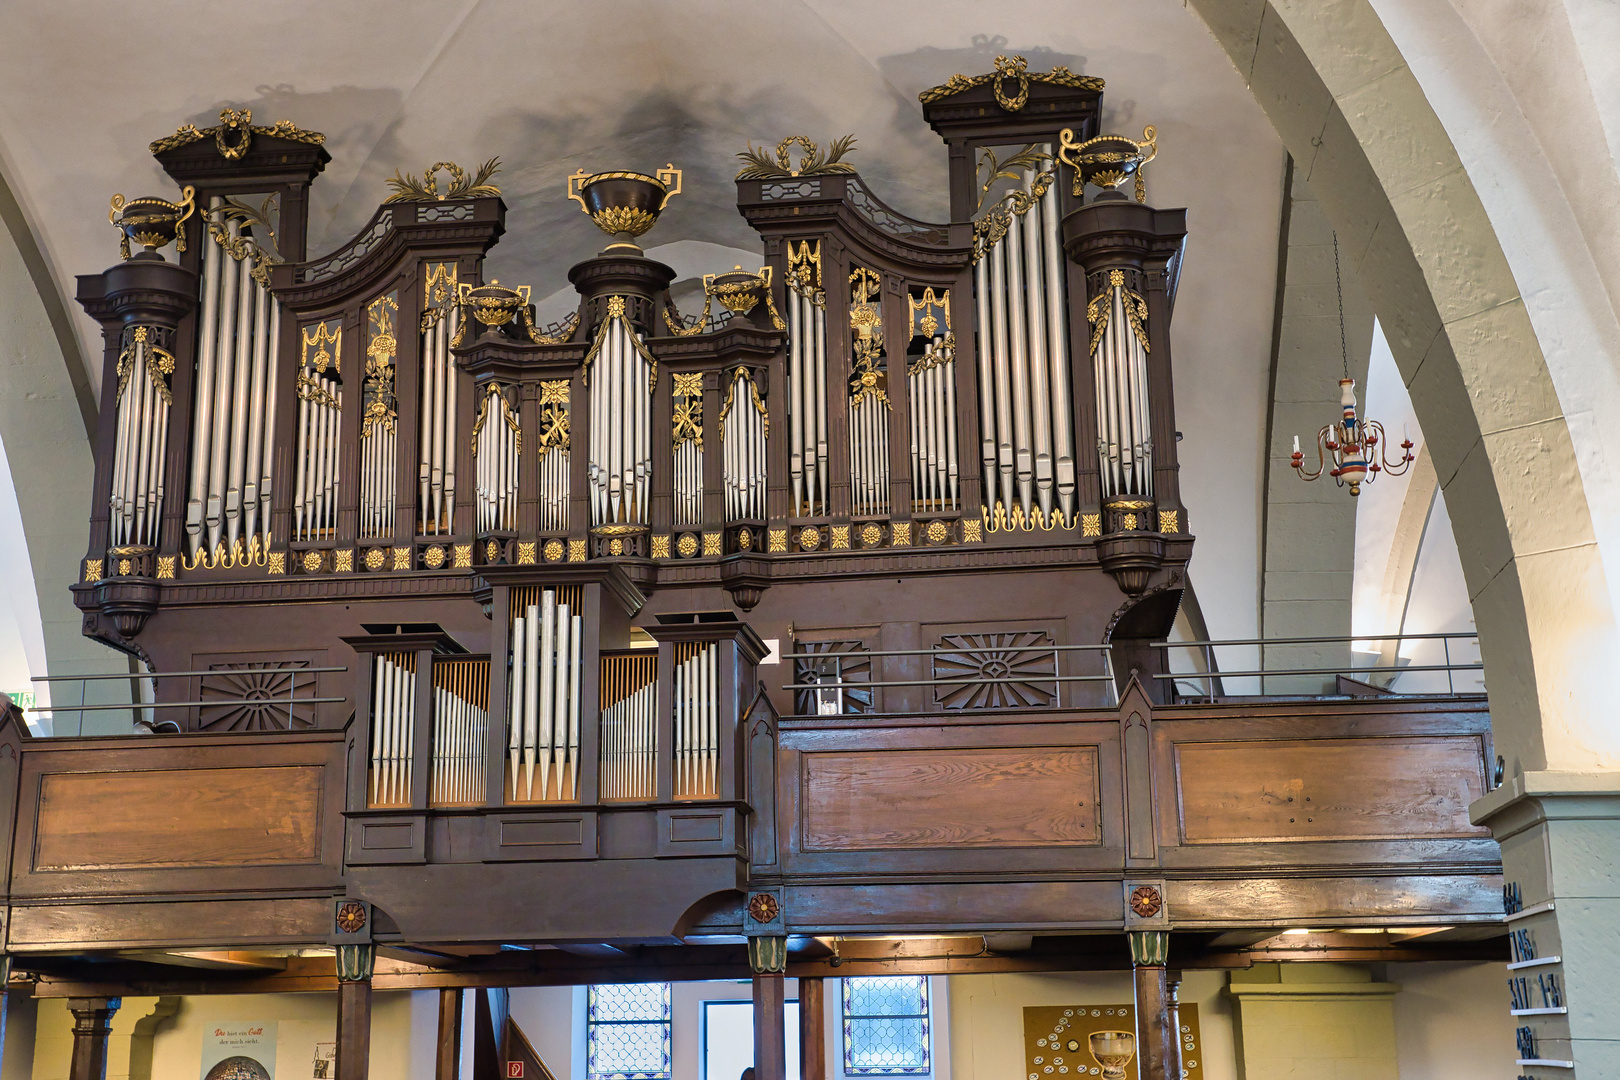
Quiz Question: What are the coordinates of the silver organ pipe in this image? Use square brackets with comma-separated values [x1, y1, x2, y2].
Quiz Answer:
[360, 294, 399, 540]
[847, 267, 889, 518]
[973, 151, 1075, 529]
[109, 327, 174, 548]
[1091, 271, 1154, 498]
[537, 380, 570, 532]
[507, 586, 582, 802]
[419, 268, 459, 534]
[785, 244, 827, 517]
[674, 641, 720, 799]
[720, 368, 768, 521]
[185, 198, 282, 562]
[293, 322, 342, 543]
[672, 374, 703, 529]
[431, 659, 488, 806]
[599, 652, 657, 800]
[586, 303, 655, 527]
[473, 384, 520, 533]
[369, 651, 415, 808]
[907, 290, 959, 513]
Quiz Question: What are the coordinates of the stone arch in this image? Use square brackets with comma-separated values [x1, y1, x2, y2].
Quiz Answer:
[1186, 0, 1620, 771]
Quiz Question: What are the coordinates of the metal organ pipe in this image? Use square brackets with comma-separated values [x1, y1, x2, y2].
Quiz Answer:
[974, 154, 1076, 528]
[507, 589, 582, 802]
[587, 311, 654, 528]
[599, 653, 656, 800]
[675, 641, 719, 799]
[431, 659, 488, 806]
[722, 369, 767, 521]
[474, 385, 519, 533]
[370, 653, 415, 808]
[110, 329, 173, 548]
[1092, 276, 1155, 498]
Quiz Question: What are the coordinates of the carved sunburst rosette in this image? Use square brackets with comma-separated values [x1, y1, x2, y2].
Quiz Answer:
[1129, 885, 1163, 919]
[747, 892, 780, 924]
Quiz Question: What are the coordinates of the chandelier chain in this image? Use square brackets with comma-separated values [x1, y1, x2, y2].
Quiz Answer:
[1333, 232, 1349, 381]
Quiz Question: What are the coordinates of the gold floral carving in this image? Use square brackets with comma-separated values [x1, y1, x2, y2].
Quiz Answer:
[517, 542, 537, 565]
[891, 522, 912, 546]
[267, 551, 286, 574]
[544, 539, 566, 562]
[703, 532, 722, 556]
[830, 525, 851, 551]
[156, 556, 176, 579]
[364, 547, 386, 571]
[798, 526, 821, 552]
[384, 158, 502, 202]
[961, 518, 984, 543]
[568, 539, 587, 562]
[735, 135, 858, 180]
[1082, 514, 1102, 537]
[334, 549, 355, 572]
[925, 520, 949, 544]
[677, 533, 699, 558]
[304, 550, 325, 573]
[860, 523, 883, 548]
[83, 559, 103, 583]
[651, 535, 672, 559]
[149, 108, 327, 158]
[608, 538, 624, 556]
[392, 547, 411, 570]
[486, 540, 501, 563]
[424, 545, 446, 570]
[1159, 510, 1179, 534]
[453, 544, 472, 568]
[768, 529, 788, 553]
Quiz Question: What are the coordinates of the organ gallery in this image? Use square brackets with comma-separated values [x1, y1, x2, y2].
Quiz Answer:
[0, 48, 1521, 1080]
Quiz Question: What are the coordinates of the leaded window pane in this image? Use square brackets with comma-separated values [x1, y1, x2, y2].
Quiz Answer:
[843, 976, 930, 1075]
[588, 983, 672, 1079]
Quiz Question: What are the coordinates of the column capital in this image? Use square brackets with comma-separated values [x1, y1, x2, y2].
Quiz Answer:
[1129, 930, 1169, 967]
[748, 935, 788, 974]
[336, 944, 375, 983]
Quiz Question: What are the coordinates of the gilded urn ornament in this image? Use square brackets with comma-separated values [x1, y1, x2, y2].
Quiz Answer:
[1058, 125, 1157, 200]
[108, 186, 196, 260]
[567, 165, 682, 251]
[457, 279, 531, 329]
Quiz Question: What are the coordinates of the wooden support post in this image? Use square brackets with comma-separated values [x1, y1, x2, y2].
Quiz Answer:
[799, 976, 826, 1080]
[68, 997, 120, 1080]
[336, 945, 375, 1080]
[1129, 933, 1179, 1080]
[750, 935, 789, 1080]
[436, 988, 464, 1080]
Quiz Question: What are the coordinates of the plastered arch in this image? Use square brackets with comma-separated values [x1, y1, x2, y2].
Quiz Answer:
[1187, 0, 1620, 771]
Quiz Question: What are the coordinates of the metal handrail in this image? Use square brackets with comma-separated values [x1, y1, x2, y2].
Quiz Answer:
[1151, 633, 1483, 697]
[782, 643, 1119, 711]
[31, 666, 347, 682]
[1150, 633, 1474, 648]
[24, 666, 350, 719]
[31, 698, 348, 713]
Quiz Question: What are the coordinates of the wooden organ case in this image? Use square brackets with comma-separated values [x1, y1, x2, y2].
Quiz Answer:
[28, 62, 1498, 1016]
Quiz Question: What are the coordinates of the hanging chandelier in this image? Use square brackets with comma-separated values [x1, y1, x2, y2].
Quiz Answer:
[1291, 234, 1415, 496]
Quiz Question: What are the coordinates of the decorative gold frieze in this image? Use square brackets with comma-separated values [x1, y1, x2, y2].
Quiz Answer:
[149, 108, 327, 159]
[919, 54, 1104, 109]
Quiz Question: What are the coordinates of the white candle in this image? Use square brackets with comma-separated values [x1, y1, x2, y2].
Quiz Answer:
[1293, 435, 1300, 454]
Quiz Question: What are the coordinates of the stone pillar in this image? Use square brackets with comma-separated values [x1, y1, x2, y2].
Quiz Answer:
[749, 936, 788, 1080]
[800, 976, 826, 1080]
[1472, 777, 1620, 1076]
[67, 997, 120, 1080]
[1226, 963, 1399, 1079]
[335, 945, 374, 1080]
[1129, 932, 1180, 1080]
[435, 988, 463, 1080]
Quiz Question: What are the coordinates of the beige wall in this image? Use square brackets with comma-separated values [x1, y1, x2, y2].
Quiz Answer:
[1388, 962, 1515, 1080]
[946, 970, 1237, 1080]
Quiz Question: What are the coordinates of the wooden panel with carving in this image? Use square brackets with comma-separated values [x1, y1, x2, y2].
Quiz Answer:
[34, 765, 323, 871]
[802, 746, 1100, 850]
[1173, 736, 1488, 844]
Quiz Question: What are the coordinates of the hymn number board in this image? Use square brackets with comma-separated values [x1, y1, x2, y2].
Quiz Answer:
[1023, 1005, 1203, 1080]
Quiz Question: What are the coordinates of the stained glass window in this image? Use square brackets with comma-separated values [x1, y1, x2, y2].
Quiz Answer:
[843, 976, 930, 1075]
[588, 983, 672, 1079]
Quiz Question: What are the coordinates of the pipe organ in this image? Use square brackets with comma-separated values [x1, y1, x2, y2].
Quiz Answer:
[187, 199, 283, 565]
[673, 641, 720, 799]
[907, 289, 959, 513]
[360, 293, 400, 540]
[1090, 269, 1154, 500]
[971, 151, 1075, 531]
[370, 651, 416, 808]
[721, 367, 768, 522]
[109, 326, 176, 549]
[847, 267, 891, 519]
[785, 242, 828, 519]
[294, 321, 342, 543]
[419, 264, 460, 535]
[586, 301, 656, 532]
[507, 586, 582, 802]
[432, 657, 489, 806]
[672, 373, 704, 528]
[599, 652, 657, 800]
[473, 384, 520, 534]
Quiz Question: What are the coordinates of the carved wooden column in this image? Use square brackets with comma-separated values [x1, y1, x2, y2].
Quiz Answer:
[436, 988, 463, 1080]
[799, 976, 826, 1080]
[68, 997, 120, 1080]
[336, 945, 374, 1080]
[1129, 933, 1180, 1080]
[750, 937, 788, 1080]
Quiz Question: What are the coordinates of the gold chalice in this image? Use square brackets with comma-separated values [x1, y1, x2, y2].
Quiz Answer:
[1087, 1030, 1136, 1080]
[566, 165, 682, 252]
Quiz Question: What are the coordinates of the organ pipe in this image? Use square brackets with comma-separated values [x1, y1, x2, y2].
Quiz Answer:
[585, 300, 655, 528]
[720, 368, 768, 521]
[109, 327, 175, 549]
[536, 380, 570, 532]
[293, 322, 342, 543]
[431, 658, 489, 806]
[507, 586, 582, 802]
[785, 241, 827, 517]
[599, 651, 657, 800]
[672, 373, 703, 529]
[419, 264, 460, 535]
[674, 641, 720, 799]
[185, 197, 282, 565]
[847, 267, 890, 518]
[1088, 269, 1154, 498]
[360, 293, 399, 540]
[971, 151, 1075, 531]
[907, 289, 959, 513]
[370, 652, 416, 808]
[473, 384, 521, 533]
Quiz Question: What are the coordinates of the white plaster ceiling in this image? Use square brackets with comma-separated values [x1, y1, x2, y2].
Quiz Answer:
[0, 0, 1285, 639]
